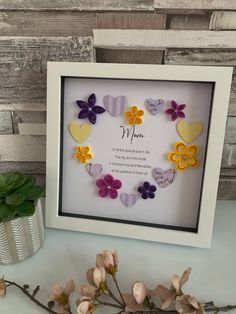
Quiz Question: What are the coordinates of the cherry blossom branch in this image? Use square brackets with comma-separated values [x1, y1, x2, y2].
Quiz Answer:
[135, 305, 236, 313]
[4, 280, 58, 314]
[2, 250, 236, 314]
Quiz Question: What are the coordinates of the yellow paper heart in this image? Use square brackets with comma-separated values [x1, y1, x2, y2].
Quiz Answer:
[69, 122, 92, 144]
[177, 120, 203, 143]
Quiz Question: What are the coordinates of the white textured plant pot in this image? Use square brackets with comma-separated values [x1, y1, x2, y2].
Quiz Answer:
[0, 200, 44, 264]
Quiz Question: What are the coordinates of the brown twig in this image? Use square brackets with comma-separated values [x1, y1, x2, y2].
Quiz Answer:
[205, 305, 236, 313]
[5, 280, 59, 314]
[105, 286, 124, 307]
[95, 297, 123, 309]
[112, 274, 126, 306]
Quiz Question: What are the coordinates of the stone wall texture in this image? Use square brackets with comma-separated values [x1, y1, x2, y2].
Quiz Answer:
[0, 0, 235, 199]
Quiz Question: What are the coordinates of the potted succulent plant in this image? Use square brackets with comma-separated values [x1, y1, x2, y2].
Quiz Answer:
[0, 171, 44, 264]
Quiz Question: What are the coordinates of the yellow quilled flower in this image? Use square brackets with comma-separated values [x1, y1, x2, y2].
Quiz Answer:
[125, 106, 144, 125]
[168, 142, 199, 172]
[74, 146, 93, 164]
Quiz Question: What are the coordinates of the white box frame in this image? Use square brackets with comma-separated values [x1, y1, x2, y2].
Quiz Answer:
[46, 62, 232, 248]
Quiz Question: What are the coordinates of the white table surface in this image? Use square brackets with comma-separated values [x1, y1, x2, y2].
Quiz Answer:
[1, 200, 236, 314]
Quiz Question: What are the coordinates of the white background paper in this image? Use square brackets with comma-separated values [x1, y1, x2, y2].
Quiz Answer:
[61, 77, 213, 229]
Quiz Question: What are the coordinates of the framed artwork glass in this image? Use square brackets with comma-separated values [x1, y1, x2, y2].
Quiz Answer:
[46, 62, 232, 248]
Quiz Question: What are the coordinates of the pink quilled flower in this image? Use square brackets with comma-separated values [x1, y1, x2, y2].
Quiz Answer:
[96, 174, 122, 199]
[165, 100, 186, 121]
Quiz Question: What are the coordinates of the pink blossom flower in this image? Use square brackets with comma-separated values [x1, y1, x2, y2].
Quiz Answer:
[175, 294, 204, 314]
[122, 293, 143, 313]
[77, 297, 97, 314]
[153, 267, 192, 309]
[96, 174, 122, 199]
[48, 279, 75, 314]
[79, 284, 97, 299]
[96, 250, 118, 275]
[165, 100, 186, 121]
[79, 266, 107, 300]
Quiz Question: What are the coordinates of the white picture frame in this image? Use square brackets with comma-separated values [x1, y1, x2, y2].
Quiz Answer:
[46, 62, 232, 248]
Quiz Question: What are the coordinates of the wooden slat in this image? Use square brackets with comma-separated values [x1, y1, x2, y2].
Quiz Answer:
[167, 14, 210, 30]
[225, 117, 236, 144]
[165, 49, 236, 66]
[0, 12, 96, 36]
[0, 161, 46, 174]
[97, 12, 166, 29]
[12, 111, 46, 133]
[96, 49, 163, 64]
[217, 177, 236, 200]
[0, 111, 13, 134]
[0, 36, 93, 105]
[221, 144, 231, 168]
[155, 0, 236, 10]
[96, 12, 165, 65]
[210, 11, 236, 30]
[164, 51, 236, 116]
[221, 144, 236, 168]
[35, 174, 46, 187]
[0, 135, 46, 162]
[18, 123, 46, 135]
[94, 30, 236, 49]
[221, 168, 236, 177]
[0, 0, 154, 11]
[0, 104, 46, 111]
[229, 75, 236, 116]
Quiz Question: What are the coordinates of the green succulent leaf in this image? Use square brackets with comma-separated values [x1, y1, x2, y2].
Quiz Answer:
[0, 171, 44, 221]
[15, 176, 36, 194]
[0, 203, 17, 220]
[11, 175, 27, 190]
[0, 172, 26, 194]
[16, 201, 35, 217]
[24, 186, 45, 201]
[5, 193, 25, 206]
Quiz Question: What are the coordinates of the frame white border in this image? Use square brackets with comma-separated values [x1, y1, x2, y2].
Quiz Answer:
[46, 62, 233, 248]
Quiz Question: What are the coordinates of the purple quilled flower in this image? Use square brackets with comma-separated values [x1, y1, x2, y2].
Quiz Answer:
[96, 174, 122, 199]
[76, 93, 106, 125]
[138, 181, 156, 200]
[165, 100, 186, 121]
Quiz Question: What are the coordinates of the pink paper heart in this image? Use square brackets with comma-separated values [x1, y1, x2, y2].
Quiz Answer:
[120, 193, 138, 208]
[103, 95, 127, 116]
[152, 168, 176, 188]
[86, 163, 103, 178]
[145, 98, 165, 115]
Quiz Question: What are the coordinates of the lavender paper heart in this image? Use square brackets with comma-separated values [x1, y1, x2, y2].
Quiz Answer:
[120, 193, 138, 208]
[145, 98, 165, 115]
[103, 95, 127, 116]
[86, 163, 103, 178]
[152, 168, 176, 188]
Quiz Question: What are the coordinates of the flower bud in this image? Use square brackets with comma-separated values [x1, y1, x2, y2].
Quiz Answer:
[102, 250, 118, 275]
[133, 281, 147, 305]
[93, 267, 106, 289]
[0, 277, 6, 298]
[77, 297, 97, 314]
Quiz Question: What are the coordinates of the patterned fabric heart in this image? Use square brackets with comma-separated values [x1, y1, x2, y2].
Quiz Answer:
[145, 98, 165, 115]
[86, 163, 103, 178]
[120, 193, 138, 208]
[152, 168, 176, 188]
[103, 95, 127, 116]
